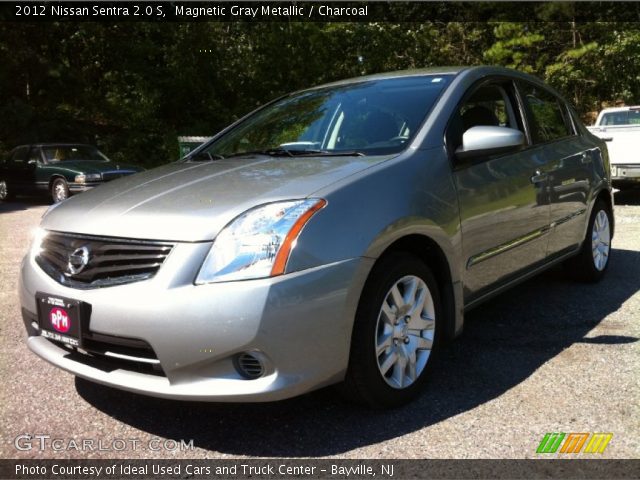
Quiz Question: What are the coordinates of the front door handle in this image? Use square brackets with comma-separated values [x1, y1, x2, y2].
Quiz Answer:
[530, 169, 548, 184]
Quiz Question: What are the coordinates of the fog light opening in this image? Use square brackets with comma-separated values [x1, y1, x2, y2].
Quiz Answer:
[234, 352, 265, 379]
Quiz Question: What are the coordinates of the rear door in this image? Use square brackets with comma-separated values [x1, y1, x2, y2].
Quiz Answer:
[5, 146, 30, 191]
[24, 146, 42, 192]
[449, 80, 552, 300]
[516, 81, 592, 255]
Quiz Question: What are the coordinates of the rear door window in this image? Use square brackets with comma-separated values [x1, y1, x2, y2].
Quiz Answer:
[9, 146, 29, 165]
[518, 82, 574, 144]
[28, 148, 41, 163]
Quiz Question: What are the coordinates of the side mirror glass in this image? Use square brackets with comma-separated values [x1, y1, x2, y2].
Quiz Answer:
[455, 126, 525, 161]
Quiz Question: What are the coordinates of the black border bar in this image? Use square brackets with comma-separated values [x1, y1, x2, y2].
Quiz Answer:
[3, 2, 640, 22]
[2, 459, 640, 480]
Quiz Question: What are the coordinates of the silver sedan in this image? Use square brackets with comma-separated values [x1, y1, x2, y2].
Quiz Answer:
[19, 66, 613, 407]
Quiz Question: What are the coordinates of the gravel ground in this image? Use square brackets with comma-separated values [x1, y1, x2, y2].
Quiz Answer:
[0, 192, 638, 460]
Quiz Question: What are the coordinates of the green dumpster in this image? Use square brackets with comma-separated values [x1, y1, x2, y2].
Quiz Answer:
[178, 136, 213, 158]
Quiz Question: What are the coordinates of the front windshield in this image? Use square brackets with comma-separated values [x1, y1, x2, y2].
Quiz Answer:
[43, 145, 109, 162]
[195, 75, 452, 159]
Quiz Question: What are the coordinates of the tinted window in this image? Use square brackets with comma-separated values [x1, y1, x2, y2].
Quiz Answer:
[601, 110, 640, 126]
[519, 82, 573, 143]
[198, 75, 453, 158]
[10, 147, 29, 164]
[28, 148, 41, 163]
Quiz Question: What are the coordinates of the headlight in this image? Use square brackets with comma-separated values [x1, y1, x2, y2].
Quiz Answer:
[30, 228, 47, 259]
[196, 199, 326, 284]
[74, 173, 101, 183]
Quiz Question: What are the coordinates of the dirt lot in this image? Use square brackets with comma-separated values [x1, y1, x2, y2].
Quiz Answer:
[0, 192, 638, 459]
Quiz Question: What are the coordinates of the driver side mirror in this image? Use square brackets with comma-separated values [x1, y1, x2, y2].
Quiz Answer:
[455, 126, 525, 161]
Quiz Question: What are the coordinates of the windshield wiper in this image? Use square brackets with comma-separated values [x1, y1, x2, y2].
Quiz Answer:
[224, 148, 364, 159]
[223, 148, 294, 159]
[289, 149, 365, 157]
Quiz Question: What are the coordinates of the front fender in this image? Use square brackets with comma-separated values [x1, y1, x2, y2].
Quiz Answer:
[287, 146, 462, 282]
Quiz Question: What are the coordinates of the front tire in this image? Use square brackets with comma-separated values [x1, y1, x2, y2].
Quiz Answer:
[342, 253, 441, 408]
[564, 199, 612, 282]
[51, 178, 69, 203]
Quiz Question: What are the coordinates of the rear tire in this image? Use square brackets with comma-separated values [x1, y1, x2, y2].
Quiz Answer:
[51, 178, 69, 203]
[0, 180, 11, 201]
[341, 253, 441, 408]
[564, 199, 612, 282]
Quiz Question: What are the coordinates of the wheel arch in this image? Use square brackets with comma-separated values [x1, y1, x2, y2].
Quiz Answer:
[364, 233, 460, 341]
[48, 174, 68, 190]
[595, 188, 615, 238]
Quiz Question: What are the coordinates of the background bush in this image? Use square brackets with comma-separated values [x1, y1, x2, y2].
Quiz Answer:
[1, 15, 638, 166]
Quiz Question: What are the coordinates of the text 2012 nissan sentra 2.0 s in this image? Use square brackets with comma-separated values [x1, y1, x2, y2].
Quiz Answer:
[20, 67, 613, 408]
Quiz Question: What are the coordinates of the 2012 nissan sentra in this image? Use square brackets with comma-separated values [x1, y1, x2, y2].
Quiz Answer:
[19, 67, 614, 407]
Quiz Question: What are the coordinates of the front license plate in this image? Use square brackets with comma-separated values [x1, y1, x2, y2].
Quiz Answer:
[36, 293, 84, 348]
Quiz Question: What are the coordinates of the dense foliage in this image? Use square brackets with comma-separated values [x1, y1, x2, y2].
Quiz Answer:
[1, 19, 639, 166]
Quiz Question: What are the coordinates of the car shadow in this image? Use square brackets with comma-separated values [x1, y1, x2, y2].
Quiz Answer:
[614, 188, 640, 206]
[76, 248, 640, 457]
[0, 198, 50, 213]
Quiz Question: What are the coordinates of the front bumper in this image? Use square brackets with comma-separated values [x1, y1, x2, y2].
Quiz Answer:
[19, 243, 371, 402]
[68, 182, 101, 193]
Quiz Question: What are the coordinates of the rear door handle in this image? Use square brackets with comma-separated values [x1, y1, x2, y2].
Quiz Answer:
[530, 169, 548, 184]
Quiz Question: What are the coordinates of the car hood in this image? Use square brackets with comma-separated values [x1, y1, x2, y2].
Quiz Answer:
[42, 155, 392, 242]
[52, 160, 141, 174]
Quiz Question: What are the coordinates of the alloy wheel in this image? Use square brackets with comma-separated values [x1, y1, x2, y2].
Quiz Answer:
[592, 209, 610, 271]
[53, 181, 68, 202]
[375, 275, 436, 389]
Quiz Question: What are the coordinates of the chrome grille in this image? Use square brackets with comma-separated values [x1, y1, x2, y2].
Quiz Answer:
[36, 232, 173, 288]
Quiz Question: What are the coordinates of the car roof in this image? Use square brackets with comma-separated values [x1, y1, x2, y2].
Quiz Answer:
[298, 66, 549, 95]
[599, 106, 640, 114]
[306, 66, 469, 90]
